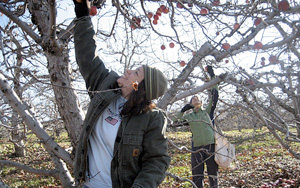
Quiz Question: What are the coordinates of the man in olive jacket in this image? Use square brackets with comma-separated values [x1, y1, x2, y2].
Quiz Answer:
[72, 1, 171, 187]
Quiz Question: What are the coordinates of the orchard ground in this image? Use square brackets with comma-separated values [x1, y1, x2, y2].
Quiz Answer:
[1, 128, 300, 187]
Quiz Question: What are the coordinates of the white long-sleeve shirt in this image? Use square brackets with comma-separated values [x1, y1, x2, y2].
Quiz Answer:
[85, 96, 126, 188]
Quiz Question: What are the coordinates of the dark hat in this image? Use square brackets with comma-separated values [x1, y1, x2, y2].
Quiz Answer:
[143, 65, 168, 101]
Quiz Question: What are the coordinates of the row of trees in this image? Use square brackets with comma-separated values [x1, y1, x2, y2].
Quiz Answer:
[0, 0, 299, 186]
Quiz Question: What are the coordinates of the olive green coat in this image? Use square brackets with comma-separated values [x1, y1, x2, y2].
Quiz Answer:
[73, 16, 170, 188]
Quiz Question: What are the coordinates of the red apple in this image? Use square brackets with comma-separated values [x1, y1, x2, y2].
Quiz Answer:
[157, 7, 162, 14]
[269, 55, 279, 64]
[179, 61, 186, 67]
[188, 3, 193, 7]
[147, 12, 153, 19]
[234, 23, 240, 30]
[213, 0, 220, 6]
[160, 5, 165, 11]
[225, 60, 229, 63]
[131, 17, 141, 29]
[161, 45, 166, 50]
[216, 31, 220, 35]
[248, 79, 255, 85]
[261, 61, 265, 66]
[222, 43, 230, 50]
[90, 6, 97, 16]
[278, 0, 290, 11]
[200, 8, 208, 15]
[154, 15, 159, 20]
[254, 41, 263, 50]
[153, 19, 158, 25]
[169, 42, 175, 48]
[135, 17, 141, 24]
[177, 2, 183, 8]
[163, 7, 169, 14]
[156, 11, 161, 17]
[131, 25, 136, 29]
[254, 18, 262, 26]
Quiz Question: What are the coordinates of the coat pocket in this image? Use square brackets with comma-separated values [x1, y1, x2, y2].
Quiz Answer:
[123, 134, 143, 145]
[122, 133, 143, 166]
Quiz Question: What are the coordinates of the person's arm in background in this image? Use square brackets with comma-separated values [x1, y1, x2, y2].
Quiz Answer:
[170, 104, 194, 126]
[205, 66, 219, 125]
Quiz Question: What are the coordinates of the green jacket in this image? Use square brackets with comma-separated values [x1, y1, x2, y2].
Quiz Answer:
[73, 16, 170, 188]
[174, 85, 218, 147]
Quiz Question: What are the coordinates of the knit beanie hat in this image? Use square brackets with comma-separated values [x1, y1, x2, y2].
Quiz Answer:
[143, 65, 168, 101]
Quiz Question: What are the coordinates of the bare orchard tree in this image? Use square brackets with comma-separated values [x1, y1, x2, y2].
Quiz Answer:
[0, 0, 84, 186]
[0, 0, 300, 187]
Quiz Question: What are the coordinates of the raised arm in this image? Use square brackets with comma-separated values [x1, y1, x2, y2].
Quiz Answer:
[205, 66, 219, 124]
[73, 0, 109, 93]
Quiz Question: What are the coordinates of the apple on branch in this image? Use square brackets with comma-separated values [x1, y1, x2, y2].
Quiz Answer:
[161, 5, 169, 14]
[254, 18, 262, 26]
[248, 79, 255, 86]
[213, 0, 220, 6]
[147, 12, 153, 19]
[200, 8, 208, 15]
[130, 17, 141, 29]
[156, 9, 162, 16]
[177, 2, 183, 8]
[234, 23, 240, 30]
[254, 41, 263, 50]
[179, 61, 186, 67]
[222, 43, 231, 50]
[90, 6, 97, 16]
[278, 0, 290, 11]
[269, 55, 279, 64]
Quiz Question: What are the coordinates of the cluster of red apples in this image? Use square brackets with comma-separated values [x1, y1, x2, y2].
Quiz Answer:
[260, 55, 279, 66]
[147, 5, 170, 25]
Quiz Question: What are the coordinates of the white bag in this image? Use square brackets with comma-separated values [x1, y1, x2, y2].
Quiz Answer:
[214, 131, 236, 168]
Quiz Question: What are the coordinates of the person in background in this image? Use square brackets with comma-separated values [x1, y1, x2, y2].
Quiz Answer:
[174, 66, 219, 188]
[72, 1, 171, 187]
